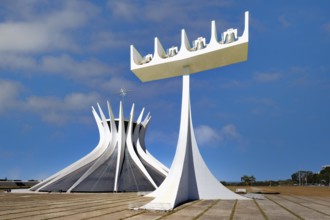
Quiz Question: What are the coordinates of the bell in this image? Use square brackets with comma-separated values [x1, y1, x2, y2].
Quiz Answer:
[225, 32, 236, 43]
[221, 28, 237, 44]
[140, 54, 153, 64]
[168, 46, 178, 57]
[193, 37, 206, 50]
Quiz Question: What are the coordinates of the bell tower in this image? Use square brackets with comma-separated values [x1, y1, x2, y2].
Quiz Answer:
[130, 12, 250, 210]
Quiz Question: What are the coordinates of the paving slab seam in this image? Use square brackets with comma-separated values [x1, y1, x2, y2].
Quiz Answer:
[254, 199, 269, 220]
[0, 195, 140, 214]
[229, 200, 237, 220]
[80, 209, 129, 220]
[266, 196, 304, 220]
[319, 198, 330, 202]
[0, 196, 138, 217]
[48, 205, 129, 220]
[51, 198, 149, 220]
[253, 197, 296, 219]
[0, 199, 87, 209]
[3, 202, 127, 220]
[277, 195, 330, 217]
[290, 195, 330, 208]
[3, 197, 147, 219]
[0, 195, 134, 209]
[40, 197, 150, 220]
[121, 206, 152, 219]
[0, 199, 75, 205]
[36, 203, 134, 220]
[119, 210, 147, 220]
[0, 198, 82, 207]
[0, 197, 132, 214]
[154, 200, 201, 220]
[193, 200, 219, 220]
[304, 196, 330, 203]
[80, 200, 148, 220]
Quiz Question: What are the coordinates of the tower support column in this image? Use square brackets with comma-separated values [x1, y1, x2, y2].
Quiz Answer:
[142, 72, 248, 211]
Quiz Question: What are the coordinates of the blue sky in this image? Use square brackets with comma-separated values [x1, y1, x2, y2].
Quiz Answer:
[0, 0, 329, 182]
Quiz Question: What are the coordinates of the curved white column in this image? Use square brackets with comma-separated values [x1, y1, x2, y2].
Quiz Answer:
[31, 106, 108, 192]
[132, 108, 145, 148]
[137, 117, 169, 175]
[114, 101, 126, 192]
[126, 104, 158, 189]
[67, 103, 117, 192]
[142, 75, 249, 211]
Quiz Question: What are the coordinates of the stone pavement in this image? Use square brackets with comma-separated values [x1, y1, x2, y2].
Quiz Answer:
[0, 191, 330, 219]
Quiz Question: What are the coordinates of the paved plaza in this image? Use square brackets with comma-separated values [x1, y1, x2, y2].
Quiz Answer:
[1, 187, 330, 219]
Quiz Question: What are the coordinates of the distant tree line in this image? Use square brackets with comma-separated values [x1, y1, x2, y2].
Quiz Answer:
[240, 175, 256, 185]
[221, 175, 293, 186]
[0, 179, 39, 189]
[222, 167, 330, 187]
[0, 178, 38, 182]
[291, 166, 330, 186]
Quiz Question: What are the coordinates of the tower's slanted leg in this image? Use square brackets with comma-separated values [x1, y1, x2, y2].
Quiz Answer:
[141, 74, 249, 211]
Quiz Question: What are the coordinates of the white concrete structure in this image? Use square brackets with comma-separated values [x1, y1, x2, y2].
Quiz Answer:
[30, 102, 168, 193]
[131, 12, 250, 210]
[131, 12, 249, 82]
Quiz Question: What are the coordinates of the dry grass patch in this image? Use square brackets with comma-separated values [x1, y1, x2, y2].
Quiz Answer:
[228, 186, 330, 197]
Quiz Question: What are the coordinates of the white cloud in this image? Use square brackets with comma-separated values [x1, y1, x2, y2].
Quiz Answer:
[0, 1, 115, 85]
[253, 72, 282, 83]
[97, 76, 180, 103]
[0, 79, 104, 126]
[195, 124, 242, 147]
[24, 93, 95, 113]
[0, 0, 43, 21]
[90, 31, 129, 51]
[40, 54, 112, 79]
[221, 124, 241, 140]
[245, 97, 275, 107]
[107, 1, 185, 23]
[0, 53, 114, 85]
[0, 79, 21, 113]
[107, 1, 139, 21]
[0, 1, 98, 53]
[244, 96, 277, 115]
[64, 93, 101, 110]
[147, 130, 178, 147]
[133, 79, 181, 101]
[195, 125, 223, 145]
[324, 23, 330, 34]
[220, 80, 248, 89]
[205, 0, 235, 7]
[278, 15, 290, 28]
[0, 22, 50, 52]
[0, 53, 37, 70]
[107, 0, 234, 28]
[23, 92, 100, 124]
[98, 76, 137, 93]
